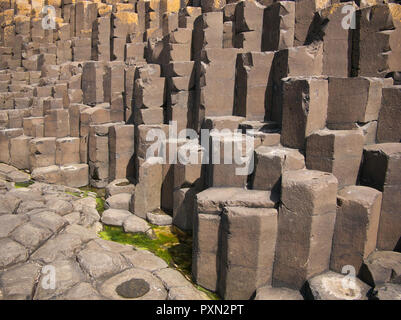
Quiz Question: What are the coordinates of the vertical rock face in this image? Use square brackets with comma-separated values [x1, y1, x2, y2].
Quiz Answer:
[0, 0, 400, 301]
[273, 169, 338, 290]
[352, 4, 401, 77]
[280, 76, 328, 150]
[306, 129, 364, 187]
[330, 186, 382, 273]
[360, 143, 401, 251]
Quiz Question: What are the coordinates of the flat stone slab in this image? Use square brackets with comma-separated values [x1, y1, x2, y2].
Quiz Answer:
[305, 271, 371, 300]
[372, 283, 401, 300]
[123, 215, 151, 233]
[99, 268, 168, 300]
[105, 193, 131, 211]
[254, 286, 304, 300]
[146, 211, 173, 226]
[101, 209, 131, 227]
[0, 178, 207, 300]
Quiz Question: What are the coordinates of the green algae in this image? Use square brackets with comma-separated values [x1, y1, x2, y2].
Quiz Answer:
[14, 180, 34, 188]
[98, 224, 220, 300]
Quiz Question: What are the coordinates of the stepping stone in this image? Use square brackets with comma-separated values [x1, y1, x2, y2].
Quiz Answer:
[6, 170, 30, 183]
[55, 282, 103, 300]
[98, 268, 167, 300]
[106, 179, 135, 197]
[34, 259, 87, 300]
[10, 222, 53, 252]
[372, 283, 401, 300]
[0, 238, 29, 268]
[168, 286, 210, 300]
[154, 268, 192, 289]
[105, 193, 131, 211]
[254, 286, 304, 300]
[0, 263, 41, 299]
[77, 248, 129, 280]
[146, 211, 172, 226]
[0, 214, 29, 238]
[101, 209, 131, 227]
[122, 250, 168, 272]
[360, 250, 401, 286]
[123, 215, 151, 234]
[305, 271, 371, 300]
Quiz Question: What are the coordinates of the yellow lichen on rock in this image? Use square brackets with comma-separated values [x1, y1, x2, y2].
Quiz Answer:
[2, 9, 15, 26]
[316, 0, 331, 11]
[164, 0, 181, 13]
[15, 2, 31, 15]
[114, 11, 139, 25]
[389, 3, 401, 23]
[115, 2, 134, 12]
[97, 3, 112, 16]
[46, 0, 61, 7]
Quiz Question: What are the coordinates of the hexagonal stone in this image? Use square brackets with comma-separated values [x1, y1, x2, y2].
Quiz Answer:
[47, 199, 74, 216]
[62, 224, 98, 243]
[101, 209, 131, 227]
[254, 286, 304, 300]
[0, 238, 29, 268]
[16, 200, 47, 215]
[168, 286, 209, 300]
[30, 211, 68, 233]
[64, 211, 81, 225]
[122, 250, 168, 272]
[79, 206, 101, 227]
[0, 194, 22, 215]
[53, 282, 103, 300]
[34, 259, 87, 300]
[154, 268, 192, 289]
[106, 179, 135, 197]
[105, 193, 131, 211]
[72, 197, 97, 212]
[146, 211, 172, 226]
[77, 248, 129, 279]
[30, 233, 82, 264]
[122, 215, 151, 234]
[10, 222, 53, 252]
[0, 214, 28, 238]
[8, 188, 43, 201]
[98, 268, 167, 300]
[85, 238, 133, 254]
[0, 263, 41, 299]
[372, 283, 401, 300]
[305, 271, 371, 300]
[360, 250, 401, 286]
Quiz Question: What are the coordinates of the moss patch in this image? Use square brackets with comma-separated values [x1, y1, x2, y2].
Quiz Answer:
[98, 224, 220, 300]
[65, 187, 106, 214]
[14, 180, 34, 188]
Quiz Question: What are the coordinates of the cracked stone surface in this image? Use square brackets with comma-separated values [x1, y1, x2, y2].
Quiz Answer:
[0, 180, 208, 300]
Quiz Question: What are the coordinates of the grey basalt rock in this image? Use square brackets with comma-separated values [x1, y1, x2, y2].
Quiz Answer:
[101, 209, 131, 227]
[123, 215, 151, 234]
[254, 286, 304, 300]
[98, 268, 167, 300]
[371, 283, 401, 300]
[305, 271, 371, 300]
[146, 211, 173, 226]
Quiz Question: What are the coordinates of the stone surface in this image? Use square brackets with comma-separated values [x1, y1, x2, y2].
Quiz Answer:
[254, 286, 304, 300]
[101, 209, 132, 227]
[305, 271, 371, 300]
[360, 250, 401, 287]
[123, 215, 151, 234]
[146, 211, 173, 226]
